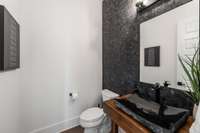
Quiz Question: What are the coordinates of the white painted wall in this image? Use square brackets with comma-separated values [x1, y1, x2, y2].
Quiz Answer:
[0, 0, 102, 132]
[19, 0, 102, 133]
[0, 0, 21, 133]
[140, 0, 199, 88]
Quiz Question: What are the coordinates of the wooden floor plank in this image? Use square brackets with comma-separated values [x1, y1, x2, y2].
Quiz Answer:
[61, 126, 84, 133]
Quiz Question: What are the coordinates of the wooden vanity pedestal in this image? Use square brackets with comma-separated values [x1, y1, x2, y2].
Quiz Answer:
[103, 96, 193, 133]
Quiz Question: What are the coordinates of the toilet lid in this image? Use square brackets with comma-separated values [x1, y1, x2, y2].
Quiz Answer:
[80, 107, 104, 123]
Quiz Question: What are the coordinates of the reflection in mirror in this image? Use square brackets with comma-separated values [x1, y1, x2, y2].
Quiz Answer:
[140, 0, 199, 89]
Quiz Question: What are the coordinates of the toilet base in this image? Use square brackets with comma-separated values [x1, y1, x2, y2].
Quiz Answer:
[84, 127, 99, 133]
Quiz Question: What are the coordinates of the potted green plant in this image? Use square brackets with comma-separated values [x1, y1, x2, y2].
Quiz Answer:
[178, 46, 200, 119]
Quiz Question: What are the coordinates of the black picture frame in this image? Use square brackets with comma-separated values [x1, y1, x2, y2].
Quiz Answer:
[0, 5, 20, 71]
[144, 46, 160, 67]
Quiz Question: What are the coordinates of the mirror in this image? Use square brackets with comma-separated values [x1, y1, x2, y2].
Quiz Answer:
[140, 0, 199, 89]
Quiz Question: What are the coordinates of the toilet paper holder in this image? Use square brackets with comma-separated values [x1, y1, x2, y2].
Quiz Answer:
[69, 92, 78, 100]
[69, 93, 73, 96]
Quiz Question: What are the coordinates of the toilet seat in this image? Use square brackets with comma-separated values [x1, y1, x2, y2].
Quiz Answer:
[80, 107, 104, 123]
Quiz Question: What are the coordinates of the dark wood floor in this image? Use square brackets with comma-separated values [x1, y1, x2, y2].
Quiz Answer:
[61, 126, 84, 133]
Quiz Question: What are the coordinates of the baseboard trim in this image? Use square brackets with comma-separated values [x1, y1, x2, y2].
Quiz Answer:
[29, 117, 80, 133]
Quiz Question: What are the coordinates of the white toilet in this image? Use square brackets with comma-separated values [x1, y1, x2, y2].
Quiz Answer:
[80, 89, 119, 133]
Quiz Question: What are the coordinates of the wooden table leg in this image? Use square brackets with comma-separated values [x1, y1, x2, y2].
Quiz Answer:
[111, 120, 118, 133]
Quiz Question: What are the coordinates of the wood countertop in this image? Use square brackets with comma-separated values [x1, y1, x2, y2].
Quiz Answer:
[103, 95, 193, 133]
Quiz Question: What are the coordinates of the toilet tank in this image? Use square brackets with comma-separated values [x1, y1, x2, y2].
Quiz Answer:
[102, 89, 119, 102]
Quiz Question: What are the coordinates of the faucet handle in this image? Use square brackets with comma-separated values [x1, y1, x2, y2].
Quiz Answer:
[153, 82, 160, 89]
[163, 81, 171, 87]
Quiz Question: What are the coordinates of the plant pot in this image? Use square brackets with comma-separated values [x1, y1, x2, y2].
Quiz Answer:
[193, 104, 199, 120]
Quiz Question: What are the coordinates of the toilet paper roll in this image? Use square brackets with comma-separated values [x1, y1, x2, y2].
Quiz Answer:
[69, 92, 78, 100]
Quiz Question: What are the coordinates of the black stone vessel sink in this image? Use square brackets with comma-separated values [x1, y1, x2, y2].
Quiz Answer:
[115, 93, 190, 133]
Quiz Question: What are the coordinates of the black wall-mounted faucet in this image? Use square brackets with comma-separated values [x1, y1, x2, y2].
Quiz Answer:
[153, 82, 168, 116]
[153, 82, 161, 103]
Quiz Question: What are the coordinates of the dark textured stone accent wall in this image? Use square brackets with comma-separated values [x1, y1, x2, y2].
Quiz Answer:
[103, 0, 192, 95]
[103, 0, 140, 95]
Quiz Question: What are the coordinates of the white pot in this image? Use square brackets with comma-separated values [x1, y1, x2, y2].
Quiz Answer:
[190, 104, 200, 133]
[193, 104, 199, 120]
